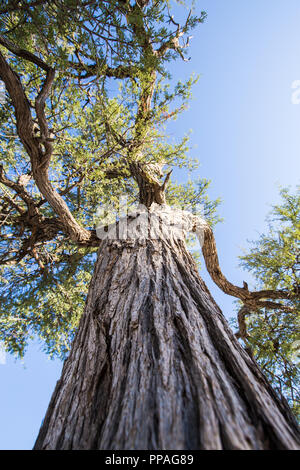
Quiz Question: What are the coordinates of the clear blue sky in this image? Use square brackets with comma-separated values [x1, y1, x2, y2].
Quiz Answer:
[1, 0, 300, 449]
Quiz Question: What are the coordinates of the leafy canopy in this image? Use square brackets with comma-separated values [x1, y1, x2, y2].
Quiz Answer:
[0, 1, 221, 358]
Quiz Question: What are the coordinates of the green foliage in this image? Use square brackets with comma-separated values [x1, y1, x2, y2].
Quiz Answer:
[236, 187, 300, 419]
[0, 1, 220, 358]
[0, 244, 97, 358]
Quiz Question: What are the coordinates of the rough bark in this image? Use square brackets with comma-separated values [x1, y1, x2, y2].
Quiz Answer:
[34, 217, 300, 450]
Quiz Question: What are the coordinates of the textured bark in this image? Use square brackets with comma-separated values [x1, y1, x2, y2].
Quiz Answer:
[34, 220, 300, 450]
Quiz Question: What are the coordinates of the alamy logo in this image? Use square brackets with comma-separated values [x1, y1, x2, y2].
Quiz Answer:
[94, 197, 207, 246]
[0, 81, 5, 105]
[291, 340, 300, 365]
[0, 342, 6, 365]
[291, 80, 300, 104]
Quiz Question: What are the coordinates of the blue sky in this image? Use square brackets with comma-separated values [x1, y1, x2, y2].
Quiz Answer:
[1, 0, 300, 449]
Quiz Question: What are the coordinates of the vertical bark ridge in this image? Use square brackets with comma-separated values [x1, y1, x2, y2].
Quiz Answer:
[34, 231, 300, 450]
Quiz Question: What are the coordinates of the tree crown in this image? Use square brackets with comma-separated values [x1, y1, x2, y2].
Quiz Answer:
[0, 1, 221, 357]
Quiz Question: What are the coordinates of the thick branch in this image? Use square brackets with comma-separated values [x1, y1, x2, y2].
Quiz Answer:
[0, 49, 98, 245]
[118, 1, 156, 146]
[201, 225, 253, 302]
[34, 67, 56, 166]
[0, 35, 51, 72]
[199, 224, 298, 310]
[130, 162, 167, 207]
[236, 305, 251, 340]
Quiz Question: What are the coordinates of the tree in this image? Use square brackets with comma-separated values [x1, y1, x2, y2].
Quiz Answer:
[234, 187, 300, 421]
[0, 0, 299, 450]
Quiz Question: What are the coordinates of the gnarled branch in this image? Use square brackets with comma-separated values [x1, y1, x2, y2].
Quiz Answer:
[0, 46, 98, 245]
[199, 223, 298, 323]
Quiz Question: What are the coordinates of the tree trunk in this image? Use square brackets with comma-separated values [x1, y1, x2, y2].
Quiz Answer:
[34, 219, 300, 450]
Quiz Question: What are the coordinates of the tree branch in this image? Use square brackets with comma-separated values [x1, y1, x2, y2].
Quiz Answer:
[0, 49, 98, 245]
[199, 223, 299, 311]
[71, 61, 139, 80]
[0, 35, 51, 72]
[0, 165, 37, 214]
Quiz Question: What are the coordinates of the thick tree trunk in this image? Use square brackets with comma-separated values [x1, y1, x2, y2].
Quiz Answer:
[34, 222, 300, 450]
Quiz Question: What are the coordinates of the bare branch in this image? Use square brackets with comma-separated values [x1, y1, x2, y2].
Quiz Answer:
[200, 224, 299, 311]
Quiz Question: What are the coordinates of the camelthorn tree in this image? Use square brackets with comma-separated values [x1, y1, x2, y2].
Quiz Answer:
[0, 1, 299, 449]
